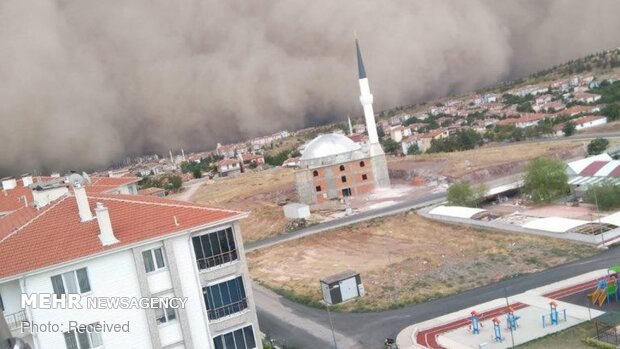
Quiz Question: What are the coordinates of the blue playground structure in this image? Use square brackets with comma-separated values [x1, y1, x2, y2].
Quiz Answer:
[470, 310, 482, 335]
[506, 306, 520, 331]
[492, 318, 503, 343]
[542, 301, 567, 328]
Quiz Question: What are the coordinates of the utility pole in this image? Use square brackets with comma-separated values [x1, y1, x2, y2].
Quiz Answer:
[326, 305, 338, 349]
[504, 286, 515, 348]
[590, 187, 605, 244]
[386, 231, 398, 305]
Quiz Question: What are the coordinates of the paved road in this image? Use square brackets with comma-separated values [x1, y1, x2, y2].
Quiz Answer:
[246, 192, 446, 252]
[256, 246, 620, 349]
[246, 173, 523, 252]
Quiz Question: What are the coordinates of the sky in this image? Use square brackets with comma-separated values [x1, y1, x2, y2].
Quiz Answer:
[1, 0, 620, 174]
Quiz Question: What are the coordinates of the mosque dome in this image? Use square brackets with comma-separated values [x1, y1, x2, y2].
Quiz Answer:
[301, 133, 361, 160]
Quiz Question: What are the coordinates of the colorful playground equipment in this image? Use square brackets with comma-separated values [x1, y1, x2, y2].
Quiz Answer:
[469, 310, 482, 335]
[492, 318, 503, 343]
[588, 272, 619, 307]
[506, 306, 520, 331]
[542, 301, 567, 328]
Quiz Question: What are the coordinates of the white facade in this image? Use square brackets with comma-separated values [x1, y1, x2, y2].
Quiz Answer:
[0, 221, 261, 349]
[575, 117, 607, 130]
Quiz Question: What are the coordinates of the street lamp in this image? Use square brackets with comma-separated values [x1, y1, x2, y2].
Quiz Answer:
[326, 305, 338, 349]
[386, 230, 399, 305]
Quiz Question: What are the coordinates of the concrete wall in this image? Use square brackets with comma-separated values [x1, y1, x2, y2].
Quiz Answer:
[296, 157, 379, 205]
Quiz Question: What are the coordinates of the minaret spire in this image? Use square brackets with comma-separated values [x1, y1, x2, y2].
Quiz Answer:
[355, 39, 379, 145]
[355, 39, 367, 79]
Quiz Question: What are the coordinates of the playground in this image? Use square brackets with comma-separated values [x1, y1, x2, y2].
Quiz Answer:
[397, 269, 615, 349]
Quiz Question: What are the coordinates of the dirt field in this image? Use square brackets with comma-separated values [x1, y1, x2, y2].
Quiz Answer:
[389, 140, 585, 182]
[247, 212, 599, 312]
[192, 168, 296, 242]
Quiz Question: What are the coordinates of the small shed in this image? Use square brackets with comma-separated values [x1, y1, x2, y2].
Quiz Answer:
[320, 270, 364, 305]
[283, 203, 310, 219]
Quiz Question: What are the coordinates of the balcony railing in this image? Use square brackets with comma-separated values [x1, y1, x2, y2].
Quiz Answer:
[4, 310, 28, 331]
[196, 250, 238, 270]
[207, 299, 248, 320]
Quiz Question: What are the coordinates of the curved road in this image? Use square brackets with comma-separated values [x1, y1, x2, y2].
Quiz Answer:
[256, 247, 620, 349]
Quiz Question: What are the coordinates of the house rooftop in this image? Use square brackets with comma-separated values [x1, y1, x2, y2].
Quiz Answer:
[0, 193, 245, 281]
[0, 176, 140, 214]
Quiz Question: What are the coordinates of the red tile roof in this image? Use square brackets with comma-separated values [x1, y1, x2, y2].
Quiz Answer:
[580, 161, 609, 176]
[0, 176, 139, 214]
[138, 187, 166, 196]
[0, 193, 245, 280]
[217, 159, 240, 167]
[573, 115, 606, 125]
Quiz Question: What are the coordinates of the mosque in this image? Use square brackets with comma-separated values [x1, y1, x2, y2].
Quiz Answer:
[295, 40, 390, 205]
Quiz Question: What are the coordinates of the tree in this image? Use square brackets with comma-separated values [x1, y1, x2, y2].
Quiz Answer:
[523, 158, 569, 203]
[516, 102, 534, 113]
[165, 175, 183, 191]
[587, 138, 609, 155]
[562, 122, 576, 137]
[407, 143, 421, 155]
[586, 183, 620, 211]
[192, 167, 202, 179]
[602, 103, 620, 121]
[381, 138, 399, 154]
[447, 182, 487, 207]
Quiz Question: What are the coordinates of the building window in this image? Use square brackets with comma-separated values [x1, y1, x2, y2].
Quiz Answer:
[339, 165, 345, 171]
[143, 247, 167, 273]
[315, 185, 322, 192]
[0, 292, 4, 311]
[360, 161, 365, 167]
[203, 276, 248, 320]
[51, 268, 91, 298]
[342, 188, 352, 197]
[63, 322, 103, 349]
[213, 325, 257, 349]
[341, 176, 347, 183]
[362, 174, 368, 181]
[156, 304, 177, 326]
[192, 227, 238, 270]
[312, 170, 319, 177]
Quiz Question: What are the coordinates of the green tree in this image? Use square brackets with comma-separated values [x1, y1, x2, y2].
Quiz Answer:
[265, 150, 291, 166]
[562, 122, 576, 137]
[446, 182, 487, 207]
[165, 175, 183, 191]
[516, 102, 534, 113]
[587, 138, 609, 155]
[192, 167, 202, 179]
[407, 143, 421, 155]
[602, 103, 620, 121]
[586, 183, 620, 211]
[381, 138, 399, 154]
[523, 158, 569, 203]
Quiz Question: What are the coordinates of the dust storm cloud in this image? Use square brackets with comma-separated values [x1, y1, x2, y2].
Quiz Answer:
[0, 0, 619, 174]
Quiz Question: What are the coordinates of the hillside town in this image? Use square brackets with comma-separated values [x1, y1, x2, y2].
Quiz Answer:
[4, 3, 620, 349]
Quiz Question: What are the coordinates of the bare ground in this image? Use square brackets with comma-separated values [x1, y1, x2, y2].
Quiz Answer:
[247, 212, 599, 312]
[192, 167, 296, 242]
[389, 140, 585, 182]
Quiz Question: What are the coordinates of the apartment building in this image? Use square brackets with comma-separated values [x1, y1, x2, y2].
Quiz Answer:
[0, 178, 261, 349]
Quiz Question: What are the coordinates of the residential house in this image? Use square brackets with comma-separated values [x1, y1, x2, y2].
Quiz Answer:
[573, 92, 602, 104]
[0, 185, 262, 349]
[216, 159, 241, 177]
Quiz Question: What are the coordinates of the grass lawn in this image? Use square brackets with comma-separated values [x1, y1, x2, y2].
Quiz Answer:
[516, 321, 596, 349]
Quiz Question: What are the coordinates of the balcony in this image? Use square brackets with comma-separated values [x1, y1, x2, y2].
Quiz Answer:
[196, 250, 238, 271]
[207, 299, 248, 321]
[4, 310, 29, 333]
